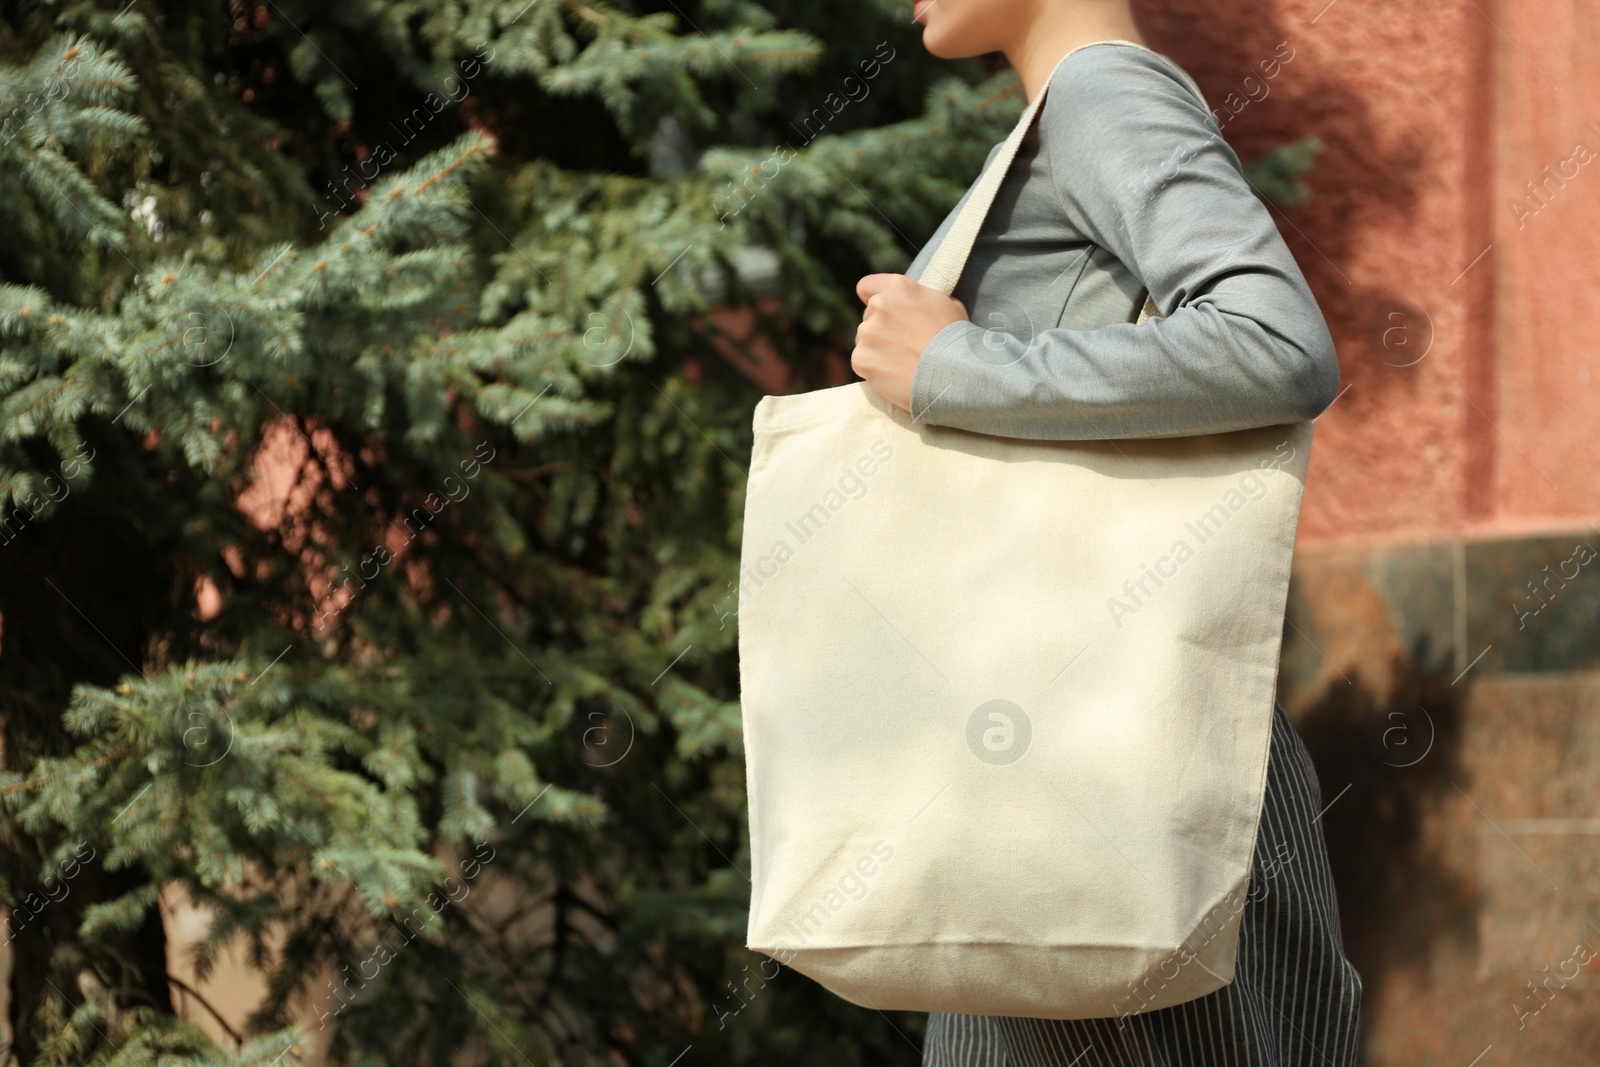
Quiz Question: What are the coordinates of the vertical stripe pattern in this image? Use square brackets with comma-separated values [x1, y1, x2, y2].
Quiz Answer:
[923, 701, 1363, 1067]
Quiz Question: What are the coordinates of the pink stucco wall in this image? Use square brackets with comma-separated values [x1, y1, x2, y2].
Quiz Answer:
[1488, 1, 1600, 528]
[1138, 0, 1600, 546]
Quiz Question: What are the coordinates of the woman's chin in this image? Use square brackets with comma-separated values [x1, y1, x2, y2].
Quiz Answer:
[918, 26, 976, 60]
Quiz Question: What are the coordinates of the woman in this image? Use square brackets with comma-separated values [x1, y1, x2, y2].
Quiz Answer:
[848, 2, 1364, 1065]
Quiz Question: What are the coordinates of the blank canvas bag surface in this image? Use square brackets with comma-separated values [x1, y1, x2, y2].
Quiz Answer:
[736, 40, 1315, 1022]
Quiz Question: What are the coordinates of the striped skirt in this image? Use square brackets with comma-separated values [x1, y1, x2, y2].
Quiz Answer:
[922, 701, 1363, 1067]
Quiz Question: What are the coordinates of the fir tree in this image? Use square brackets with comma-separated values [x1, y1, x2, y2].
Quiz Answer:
[0, 3, 1319, 1064]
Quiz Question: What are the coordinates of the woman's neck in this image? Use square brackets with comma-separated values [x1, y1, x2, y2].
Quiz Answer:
[1004, 7, 1149, 105]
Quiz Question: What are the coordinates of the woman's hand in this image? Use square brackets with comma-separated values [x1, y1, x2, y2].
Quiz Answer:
[851, 273, 969, 414]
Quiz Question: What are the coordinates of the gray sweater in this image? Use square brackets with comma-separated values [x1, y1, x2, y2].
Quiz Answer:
[904, 42, 1340, 441]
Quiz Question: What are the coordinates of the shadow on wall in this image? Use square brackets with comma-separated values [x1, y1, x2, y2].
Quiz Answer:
[1291, 636, 1476, 1060]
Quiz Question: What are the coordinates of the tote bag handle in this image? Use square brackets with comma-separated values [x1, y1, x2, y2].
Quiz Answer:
[917, 40, 1208, 324]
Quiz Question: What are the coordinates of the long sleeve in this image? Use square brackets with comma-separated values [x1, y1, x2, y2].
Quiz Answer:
[907, 44, 1341, 440]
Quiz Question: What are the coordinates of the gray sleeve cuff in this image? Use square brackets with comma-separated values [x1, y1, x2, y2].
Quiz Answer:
[908, 318, 986, 426]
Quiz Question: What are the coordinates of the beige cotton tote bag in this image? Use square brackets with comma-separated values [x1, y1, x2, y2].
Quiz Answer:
[736, 40, 1315, 1023]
